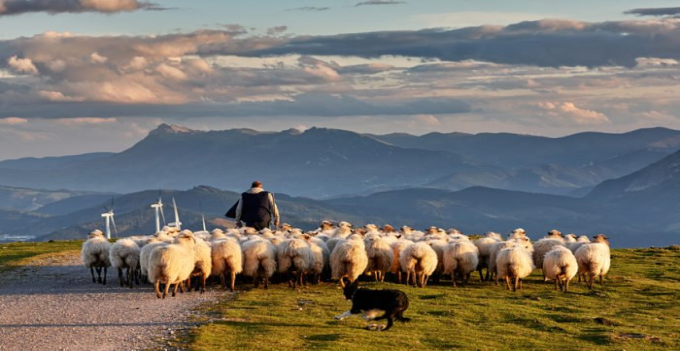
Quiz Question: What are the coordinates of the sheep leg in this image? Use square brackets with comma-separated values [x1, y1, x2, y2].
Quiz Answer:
[478, 268, 484, 282]
[172, 282, 181, 297]
[230, 272, 236, 292]
[451, 272, 456, 288]
[513, 277, 519, 292]
[90, 267, 96, 283]
[220, 273, 227, 290]
[504, 276, 511, 290]
[179, 281, 186, 294]
[102, 267, 107, 285]
[404, 271, 410, 286]
[554, 278, 559, 291]
[339, 277, 346, 288]
[155, 280, 163, 299]
[264, 277, 269, 289]
[565, 279, 570, 292]
[397, 271, 402, 284]
[134, 269, 140, 286]
[127, 268, 133, 289]
[118, 268, 125, 287]
[599, 275, 604, 287]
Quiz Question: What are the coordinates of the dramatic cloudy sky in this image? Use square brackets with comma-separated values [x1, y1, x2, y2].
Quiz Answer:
[2, 0, 680, 159]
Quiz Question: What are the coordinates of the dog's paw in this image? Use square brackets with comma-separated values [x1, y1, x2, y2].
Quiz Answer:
[334, 315, 345, 320]
[366, 324, 386, 331]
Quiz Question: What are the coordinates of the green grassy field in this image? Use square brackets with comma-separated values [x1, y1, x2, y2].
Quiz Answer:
[0, 240, 82, 273]
[183, 248, 679, 351]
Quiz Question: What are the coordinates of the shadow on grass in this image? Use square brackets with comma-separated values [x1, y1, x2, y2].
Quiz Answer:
[306, 333, 341, 342]
[578, 328, 612, 346]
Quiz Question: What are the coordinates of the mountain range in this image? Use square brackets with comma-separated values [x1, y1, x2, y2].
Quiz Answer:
[1, 124, 679, 198]
[0, 124, 679, 248]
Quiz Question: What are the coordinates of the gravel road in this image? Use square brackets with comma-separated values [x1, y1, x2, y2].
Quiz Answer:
[0, 251, 226, 351]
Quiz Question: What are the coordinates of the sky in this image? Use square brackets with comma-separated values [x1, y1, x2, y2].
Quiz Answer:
[1, 0, 680, 159]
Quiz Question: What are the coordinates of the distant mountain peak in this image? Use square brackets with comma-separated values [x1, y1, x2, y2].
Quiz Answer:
[151, 123, 195, 135]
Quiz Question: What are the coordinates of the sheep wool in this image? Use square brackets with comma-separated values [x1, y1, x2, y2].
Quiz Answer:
[496, 245, 535, 292]
[81, 230, 112, 285]
[364, 235, 394, 282]
[443, 241, 479, 287]
[575, 234, 611, 289]
[109, 238, 141, 288]
[330, 235, 368, 287]
[542, 246, 578, 292]
[241, 238, 277, 288]
[210, 237, 243, 292]
[148, 231, 197, 298]
[399, 242, 437, 288]
[277, 237, 315, 288]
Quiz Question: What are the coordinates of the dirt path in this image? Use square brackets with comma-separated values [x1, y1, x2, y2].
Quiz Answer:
[0, 251, 226, 351]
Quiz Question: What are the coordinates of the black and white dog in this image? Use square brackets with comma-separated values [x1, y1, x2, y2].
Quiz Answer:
[334, 280, 410, 331]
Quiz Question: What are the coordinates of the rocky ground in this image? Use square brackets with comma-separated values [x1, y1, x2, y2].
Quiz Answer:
[0, 252, 226, 351]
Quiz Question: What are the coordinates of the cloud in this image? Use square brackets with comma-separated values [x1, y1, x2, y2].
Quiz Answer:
[0, 117, 28, 125]
[0, 0, 168, 16]
[624, 7, 680, 17]
[537, 102, 610, 125]
[266, 26, 288, 36]
[38, 90, 85, 102]
[54, 117, 117, 125]
[234, 18, 680, 68]
[355, 0, 405, 6]
[0, 94, 471, 119]
[7, 56, 38, 75]
[286, 6, 329, 12]
[414, 114, 441, 127]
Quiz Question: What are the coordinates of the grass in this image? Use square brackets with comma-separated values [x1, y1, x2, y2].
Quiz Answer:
[0, 240, 82, 273]
[184, 248, 680, 351]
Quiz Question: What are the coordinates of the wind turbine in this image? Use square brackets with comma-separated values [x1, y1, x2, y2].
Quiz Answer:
[101, 198, 118, 239]
[169, 197, 182, 230]
[150, 194, 166, 233]
[199, 199, 207, 232]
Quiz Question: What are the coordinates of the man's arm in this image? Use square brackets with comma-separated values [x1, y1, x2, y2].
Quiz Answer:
[269, 193, 280, 226]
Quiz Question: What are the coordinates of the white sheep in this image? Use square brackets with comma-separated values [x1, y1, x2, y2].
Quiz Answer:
[443, 240, 479, 287]
[473, 232, 502, 281]
[241, 238, 277, 288]
[426, 239, 447, 282]
[140, 237, 167, 282]
[277, 237, 315, 288]
[210, 237, 243, 292]
[188, 236, 212, 293]
[399, 242, 437, 287]
[307, 237, 330, 283]
[533, 233, 565, 280]
[109, 238, 141, 288]
[543, 246, 578, 292]
[508, 228, 527, 239]
[389, 238, 413, 283]
[575, 234, 611, 289]
[330, 234, 368, 287]
[488, 237, 532, 284]
[401, 226, 424, 242]
[364, 235, 394, 282]
[81, 230, 112, 285]
[148, 231, 196, 298]
[496, 245, 535, 292]
[568, 235, 591, 254]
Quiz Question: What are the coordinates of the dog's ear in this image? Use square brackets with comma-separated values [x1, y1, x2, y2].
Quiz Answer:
[351, 279, 360, 289]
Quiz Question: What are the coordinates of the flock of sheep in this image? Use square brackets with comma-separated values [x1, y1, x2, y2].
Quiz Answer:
[81, 221, 611, 298]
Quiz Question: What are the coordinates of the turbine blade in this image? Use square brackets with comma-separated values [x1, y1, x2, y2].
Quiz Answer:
[160, 207, 166, 225]
[111, 215, 118, 238]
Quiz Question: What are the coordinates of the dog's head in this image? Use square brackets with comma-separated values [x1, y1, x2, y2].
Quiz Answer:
[342, 279, 360, 300]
